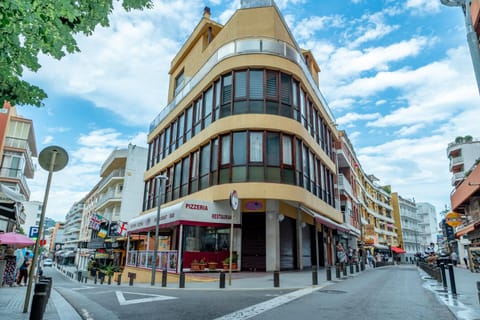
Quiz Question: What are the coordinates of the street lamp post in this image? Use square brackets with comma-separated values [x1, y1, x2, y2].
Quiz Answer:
[151, 175, 168, 286]
[441, 0, 480, 94]
[23, 146, 68, 313]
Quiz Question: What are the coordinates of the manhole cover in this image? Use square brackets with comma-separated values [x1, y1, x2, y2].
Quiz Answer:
[318, 290, 347, 294]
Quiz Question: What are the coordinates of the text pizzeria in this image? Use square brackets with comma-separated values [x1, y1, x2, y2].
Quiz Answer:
[185, 203, 209, 210]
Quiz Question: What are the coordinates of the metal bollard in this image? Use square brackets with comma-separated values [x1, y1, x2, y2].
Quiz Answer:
[179, 272, 185, 288]
[326, 265, 332, 281]
[108, 275, 112, 285]
[30, 282, 49, 320]
[219, 272, 226, 289]
[356, 263, 359, 273]
[117, 274, 121, 286]
[94, 274, 97, 284]
[447, 264, 457, 295]
[343, 265, 347, 277]
[360, 260, 365, 271]
[273, 270, 280, 287]
[440, 264, 447, 288]
[77, 271, 82, 282]
[312, 266, 318, 285]
[350, 263, 354, 274]
[335, 264, 340, 279]
[162, 269, 168, 287]
[128, 272, 136, 286]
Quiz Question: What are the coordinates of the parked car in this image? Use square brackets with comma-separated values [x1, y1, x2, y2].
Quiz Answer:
[43, 258, 53, 267]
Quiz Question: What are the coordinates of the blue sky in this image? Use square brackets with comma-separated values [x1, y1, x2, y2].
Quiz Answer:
[17, 0, 479, 222]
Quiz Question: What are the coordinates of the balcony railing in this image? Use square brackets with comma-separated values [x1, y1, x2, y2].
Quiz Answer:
[4, 137, 34, 173]
[451, 172, 464, 185]
[97, 169, 125, 193]
[338, 174, 353, 197]
[0, 168, 30, 199]
[96, 191, 122, 209]
[126, 250, 178, 272]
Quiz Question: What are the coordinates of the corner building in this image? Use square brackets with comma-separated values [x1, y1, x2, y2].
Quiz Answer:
[127, 0, 343, 278]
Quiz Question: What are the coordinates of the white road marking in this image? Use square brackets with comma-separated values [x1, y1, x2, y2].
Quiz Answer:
[115, 291, 177, 306]
[213, 286, 323, 320]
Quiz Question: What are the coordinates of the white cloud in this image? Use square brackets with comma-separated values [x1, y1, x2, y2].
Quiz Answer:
[405, 0, 441, 15]
[336, 112, 381, 126]
[293, 15, 344, 40]
[42, 136, 53, 144]
[396, 124, 425, 136]
[348, 12, 399, 48]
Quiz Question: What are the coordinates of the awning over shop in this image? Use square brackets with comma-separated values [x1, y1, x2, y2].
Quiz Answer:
[455, 222, 476, 238]
[373, 243, 389, 250]
[128, 200, 237, 233]
[300, 206, 350, 233]
[391, 246, 406, 254]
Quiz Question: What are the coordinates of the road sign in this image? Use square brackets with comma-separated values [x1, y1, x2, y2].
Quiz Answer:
[29, 226, 39, 238]
[39, 239, 46, 246]
[230, 190, 238, 210]
[445, 211, 462, 228]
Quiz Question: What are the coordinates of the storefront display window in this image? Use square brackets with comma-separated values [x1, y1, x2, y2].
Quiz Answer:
[183, 226, 230, 252]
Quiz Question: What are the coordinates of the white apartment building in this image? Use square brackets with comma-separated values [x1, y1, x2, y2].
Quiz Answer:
[447, 136, 480, 187]
[416, 202, 438, 250]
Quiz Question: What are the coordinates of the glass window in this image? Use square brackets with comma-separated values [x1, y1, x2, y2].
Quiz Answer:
[194, 98, 203, 135]
[221, 135, 231, 165]
[266, 71, 277, 98]
[235, 71, 247, 98]
[190, 151, 199, 193]
[233, 132, 247, 165]
[210, 138, 219, 186]
[174, 70, 184, 96]
[281, 73, 291, 104]
[282, 135, 292, 165]
[185, 106, 193, 141]
[222, 74, 232, 104]
[200, 144, 211, 190]
[249, 132, 263, 162]
[266, 132, 280, 166]
[177, 113, 185, 148]
[173, 161, 182, 200]
[302, 145, 309, 190]
[249, 70, 263, 99]
[181, 157, 189, 197]
[204, 86, 213, 127]
[214, 80, 221, 120]
[218, 42, 235, 60]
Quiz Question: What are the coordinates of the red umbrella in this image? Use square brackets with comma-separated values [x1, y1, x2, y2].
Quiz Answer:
[0, 232, 35, 248]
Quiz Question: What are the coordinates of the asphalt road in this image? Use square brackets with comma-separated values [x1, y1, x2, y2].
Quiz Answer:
[43, 265, 456, 320]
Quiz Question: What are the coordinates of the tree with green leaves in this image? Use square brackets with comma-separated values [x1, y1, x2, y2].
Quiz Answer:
[1, 0, 152, 107]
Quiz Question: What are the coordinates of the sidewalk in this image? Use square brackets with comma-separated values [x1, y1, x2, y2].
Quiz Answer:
[1, 264, 478, 319]
[0, 283, 81, 320]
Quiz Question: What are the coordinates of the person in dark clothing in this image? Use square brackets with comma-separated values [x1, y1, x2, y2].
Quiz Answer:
[17, 252, 30, 286]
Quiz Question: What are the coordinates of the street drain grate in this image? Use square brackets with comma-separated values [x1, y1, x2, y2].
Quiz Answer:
[318, 290, 347, 294]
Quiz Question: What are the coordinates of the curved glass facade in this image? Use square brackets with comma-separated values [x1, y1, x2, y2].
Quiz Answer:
[143, 129, 336, 212]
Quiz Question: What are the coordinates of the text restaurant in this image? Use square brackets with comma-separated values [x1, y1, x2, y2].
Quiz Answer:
[126, 199, 240, 276]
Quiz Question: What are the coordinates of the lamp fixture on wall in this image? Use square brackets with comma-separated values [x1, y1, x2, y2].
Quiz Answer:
[278, 214, 285, 222]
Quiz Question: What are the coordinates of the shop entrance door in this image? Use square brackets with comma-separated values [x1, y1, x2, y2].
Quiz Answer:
[241, 212, 266, 271]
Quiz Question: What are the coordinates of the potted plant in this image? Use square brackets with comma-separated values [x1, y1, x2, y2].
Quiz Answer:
[207, 261, 218, 271]
[190, 259, 200, 271]
[199, 258, 207, 271]
[223, 253, 237, 270]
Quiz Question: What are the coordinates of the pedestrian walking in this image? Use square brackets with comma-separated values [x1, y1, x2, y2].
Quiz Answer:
[451, 251, 458, 266]
[367, 250, 374, 267]
[16, 252, 30, 286]
[336, 241, 347, 272]
[463, 256, 468, 269]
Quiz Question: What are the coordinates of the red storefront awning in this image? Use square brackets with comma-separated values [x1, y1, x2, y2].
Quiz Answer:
[391, 246, 406, 254]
